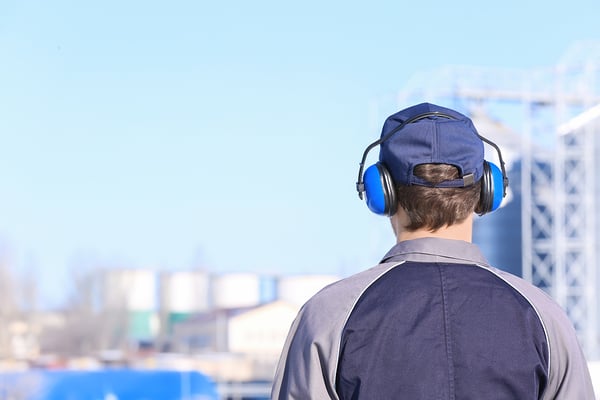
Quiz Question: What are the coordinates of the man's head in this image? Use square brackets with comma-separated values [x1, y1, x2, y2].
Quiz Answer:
[357, 102, 507, 232]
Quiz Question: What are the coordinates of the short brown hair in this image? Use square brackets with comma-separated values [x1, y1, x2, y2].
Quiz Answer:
[396, 164, 481, 231]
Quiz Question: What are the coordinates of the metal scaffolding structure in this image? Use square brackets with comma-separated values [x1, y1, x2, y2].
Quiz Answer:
[393, 41, 600, 359]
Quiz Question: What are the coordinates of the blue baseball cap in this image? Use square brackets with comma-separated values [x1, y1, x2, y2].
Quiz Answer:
[379, 103, 484, 188]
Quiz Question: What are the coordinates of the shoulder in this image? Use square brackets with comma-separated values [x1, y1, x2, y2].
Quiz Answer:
[489, 268, 575, 333]
[482, 266, 577, 346]
[307, 260, 405, 302]
[298, 261, 404, 332]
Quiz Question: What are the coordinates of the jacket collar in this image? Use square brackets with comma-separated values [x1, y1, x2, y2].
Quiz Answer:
[381, 237, 490, 267]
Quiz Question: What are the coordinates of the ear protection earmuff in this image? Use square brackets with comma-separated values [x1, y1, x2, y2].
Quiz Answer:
[363, 162, 398, 216]
[356, 111, 508, 217]
[479, 160, 505, 215]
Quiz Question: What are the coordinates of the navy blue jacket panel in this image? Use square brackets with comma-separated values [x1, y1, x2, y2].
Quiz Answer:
[336, 261, 548, 400]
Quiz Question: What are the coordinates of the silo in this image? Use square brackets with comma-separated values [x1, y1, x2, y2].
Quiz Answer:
[103, 268, 157, 310]
[160, 271, 210, 325]
[211, 273, 262, 309]
[277, 275, 340, 306]
[102, 268, 159, 340]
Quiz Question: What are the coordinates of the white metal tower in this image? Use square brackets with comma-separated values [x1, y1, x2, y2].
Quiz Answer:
[391, 41, 600, 359]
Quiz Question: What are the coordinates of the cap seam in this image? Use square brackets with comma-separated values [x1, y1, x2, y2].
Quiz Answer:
[432, 120, 438, 162]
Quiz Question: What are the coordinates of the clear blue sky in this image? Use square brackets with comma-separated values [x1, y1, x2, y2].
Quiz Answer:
[0, 0, 598, 307]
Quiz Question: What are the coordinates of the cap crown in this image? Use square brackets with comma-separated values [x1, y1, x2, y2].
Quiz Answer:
[379, 103, 484, 187]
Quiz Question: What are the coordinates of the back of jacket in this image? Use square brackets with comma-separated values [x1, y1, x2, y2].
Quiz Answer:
[336, 261, 547, 399]
[271, 238, 595, 400]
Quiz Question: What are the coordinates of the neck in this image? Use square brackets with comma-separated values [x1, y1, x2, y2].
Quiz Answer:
[392, 211, 473, 243]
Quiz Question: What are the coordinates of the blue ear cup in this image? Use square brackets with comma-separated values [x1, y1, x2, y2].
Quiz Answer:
[479, 161, 504, 214]
[488, 161, 504, 212]
[363, 163, 397, 216]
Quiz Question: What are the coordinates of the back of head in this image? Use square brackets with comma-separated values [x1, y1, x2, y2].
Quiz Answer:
[397, 163, 481, 232]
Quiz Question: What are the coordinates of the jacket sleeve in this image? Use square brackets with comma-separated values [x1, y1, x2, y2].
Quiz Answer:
[270, 304, 340, 400]
[539, 296, 596, 399]
[497, 271, 596, 399]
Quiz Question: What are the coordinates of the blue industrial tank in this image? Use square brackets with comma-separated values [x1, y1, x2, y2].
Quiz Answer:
[473, 160, 522, 277]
